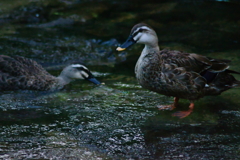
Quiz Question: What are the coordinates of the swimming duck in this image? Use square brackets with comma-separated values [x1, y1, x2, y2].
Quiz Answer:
[116, 23, 240, 118]
[0, 55, 101, 91]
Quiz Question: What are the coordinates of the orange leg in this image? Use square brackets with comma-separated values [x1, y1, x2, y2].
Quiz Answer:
[157, 97, 179, 110]
[172, 102, 194, 119]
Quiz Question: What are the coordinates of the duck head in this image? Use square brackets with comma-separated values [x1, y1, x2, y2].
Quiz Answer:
[59, 64, 101, 85]
[116, 23, 159, 51]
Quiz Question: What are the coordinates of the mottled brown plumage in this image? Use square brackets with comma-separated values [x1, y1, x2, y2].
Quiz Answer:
[0, 55, 101, 91]
[117, 23, 240, 118]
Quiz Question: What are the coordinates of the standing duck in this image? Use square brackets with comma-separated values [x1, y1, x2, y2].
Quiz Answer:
[0, 55, 101, 91]
[116, 23, 240, 118]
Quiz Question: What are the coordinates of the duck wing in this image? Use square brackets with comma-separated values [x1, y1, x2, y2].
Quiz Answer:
[160, 49, 230, 73]
[158, 50, 235, 99]
[0, 55, 52, 77]
[157, 50, 205, 99]
[0, 55, 56, 90]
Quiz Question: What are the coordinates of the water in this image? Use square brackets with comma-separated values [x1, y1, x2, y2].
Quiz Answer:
[0, 0, 240, 159]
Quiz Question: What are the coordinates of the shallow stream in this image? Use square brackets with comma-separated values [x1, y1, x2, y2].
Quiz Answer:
[0, 0, 240, 159]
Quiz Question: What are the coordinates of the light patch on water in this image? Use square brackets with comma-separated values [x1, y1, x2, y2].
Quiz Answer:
[92, 71, 111, 77]
[221, 110, 240, 117]
[113, 82, 142, 89]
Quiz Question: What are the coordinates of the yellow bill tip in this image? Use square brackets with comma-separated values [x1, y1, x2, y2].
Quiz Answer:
[116, 47, 126, 51]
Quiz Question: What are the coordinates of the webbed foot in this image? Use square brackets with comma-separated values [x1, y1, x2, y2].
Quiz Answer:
[172, 110, 192, 118]
[172, 102, 194, 118]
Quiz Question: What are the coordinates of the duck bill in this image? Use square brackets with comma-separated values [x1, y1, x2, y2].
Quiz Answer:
[87, 77, 101, 85]
[116, 35, 136, 51]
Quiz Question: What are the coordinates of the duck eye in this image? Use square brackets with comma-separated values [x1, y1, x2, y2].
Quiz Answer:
[139, 29, 143, 32]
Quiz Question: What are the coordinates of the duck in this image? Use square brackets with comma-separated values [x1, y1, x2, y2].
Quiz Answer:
[116, 23, 240, 118]
[0, 55, 101, 91]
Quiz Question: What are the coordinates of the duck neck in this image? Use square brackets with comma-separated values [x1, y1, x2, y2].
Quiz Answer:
[143, 44, 160, 54]
[136, 44, 160, 72]
[56, 75, 72, 86]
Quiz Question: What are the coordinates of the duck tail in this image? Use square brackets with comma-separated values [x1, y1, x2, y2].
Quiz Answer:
[232, 80, 240, 87]
[226, 69, 240, 75]
[225, 69, 240, 87]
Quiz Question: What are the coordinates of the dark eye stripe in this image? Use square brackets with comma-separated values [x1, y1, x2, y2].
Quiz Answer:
[75, 67, 89, 73]
[74, 66, 84, 70]
[132, 28, 148, 37]
[74, 67, 94, 78]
